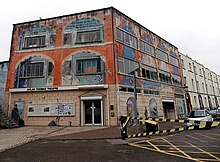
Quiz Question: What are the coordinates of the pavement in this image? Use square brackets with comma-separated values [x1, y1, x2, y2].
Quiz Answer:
[0, 121, 194, 153]
[0, 126, 121, 153]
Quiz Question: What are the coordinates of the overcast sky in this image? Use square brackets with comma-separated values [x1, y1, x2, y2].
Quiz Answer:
[0, 0, 219, 74]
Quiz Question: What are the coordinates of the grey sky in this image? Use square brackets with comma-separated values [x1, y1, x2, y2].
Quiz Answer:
[0, 0, 219, 74]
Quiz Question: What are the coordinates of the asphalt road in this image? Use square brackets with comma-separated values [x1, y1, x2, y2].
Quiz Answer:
[0, 127, 219, 162]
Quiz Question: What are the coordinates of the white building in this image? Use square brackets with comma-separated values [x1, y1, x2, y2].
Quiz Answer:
[180, 53, 220, 113]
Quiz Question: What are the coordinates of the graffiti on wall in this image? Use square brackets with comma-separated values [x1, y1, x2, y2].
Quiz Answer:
[0, 62, 8, 108]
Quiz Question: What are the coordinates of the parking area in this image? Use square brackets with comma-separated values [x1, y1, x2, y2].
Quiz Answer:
[129, 127, 220, 161]
[0, 125, 219, 161]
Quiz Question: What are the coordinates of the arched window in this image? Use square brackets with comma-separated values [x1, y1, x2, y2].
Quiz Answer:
[149, 98, 158, 117]
[19, 26, 55, 50]
[62, 51, 104, 86]
[14, 55, 54, 88]
[127, 97, 136, 117]
[64, 18, 103, 45]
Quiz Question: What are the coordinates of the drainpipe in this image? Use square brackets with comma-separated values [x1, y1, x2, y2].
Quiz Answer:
[8, 92, 11, 115]
[107, 88, 110, 126]
[111, 8, 119, 125]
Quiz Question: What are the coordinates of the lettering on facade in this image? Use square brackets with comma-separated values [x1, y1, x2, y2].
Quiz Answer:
[27, 87, 58, 91]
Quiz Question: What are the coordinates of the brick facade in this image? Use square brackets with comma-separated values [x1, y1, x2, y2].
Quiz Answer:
[5, 7, 185, 126]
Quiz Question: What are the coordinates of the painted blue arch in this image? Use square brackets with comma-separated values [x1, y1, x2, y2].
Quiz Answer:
[64, 18, 103, 32]
[24, 25, 54, 35]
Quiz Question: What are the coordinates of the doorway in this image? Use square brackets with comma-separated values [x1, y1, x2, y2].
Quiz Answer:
[81, 96, 103, 126]
[84, 100, 102, 125]
[162, 101, 175, 119]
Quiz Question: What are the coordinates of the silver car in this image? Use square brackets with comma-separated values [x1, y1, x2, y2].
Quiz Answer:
[187, 109, 213, 127]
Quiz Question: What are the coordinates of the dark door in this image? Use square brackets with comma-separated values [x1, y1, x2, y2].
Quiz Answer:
[84, 100, 102, 125]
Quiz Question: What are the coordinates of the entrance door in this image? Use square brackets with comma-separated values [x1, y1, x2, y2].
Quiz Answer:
[162, 101, 175, 119]
[84, 100, 102, 125]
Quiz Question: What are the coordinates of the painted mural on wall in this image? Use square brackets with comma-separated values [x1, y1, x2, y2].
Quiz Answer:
[149, 98, 158, 117]
[177, 100, 184, 119]
[143, 80, 161, 90]
[19, 25, 55, 50]
[115, 13, 183, 96]
[63, 18, 104, 46]
[14, 55, 54, 88]
[0, 62, 8, 109]
[173, 86, 183, 94]
[62, 51, 105, 86]
[142, 55, 156, 67]
[127, 97, 136, 116]
[119, 75, 141, 88]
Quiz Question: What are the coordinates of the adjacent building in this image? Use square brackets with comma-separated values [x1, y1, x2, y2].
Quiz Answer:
[4, 7, 185, 126]
[0, 61, 9, 111]
[180, 53, 220, 113]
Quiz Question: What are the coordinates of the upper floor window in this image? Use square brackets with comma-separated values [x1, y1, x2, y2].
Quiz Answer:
[142, 64, 157, 80]
[62, 52, 105, 86]
[202, 83, 205, 92]
[24, 36, 46, 49]
[194, 65, 197, 74]
[189, 63, 192, 71]
[139, 40, 154, 55]
[76, 30, 101, 44]
[14, 55, 54, 88]
[76, 59, 101, 75]
[196, 80, 200, 91]
[172, 75, 181, 85]
[183, 77, 186, 86]
[191, 79, 195, 90]
[19, 26, 55, 50]
[117, 28, 137, 48]
[155, 49, 168, 62]
[159, 70, 171, 83]
[118, 56, 139, 75]
[199, 68, 202, 75]
[181, 59, 184, 68]
[169, 56, 179, 67]
[64, 18, 103, 46]
[20, 62, 44, 78]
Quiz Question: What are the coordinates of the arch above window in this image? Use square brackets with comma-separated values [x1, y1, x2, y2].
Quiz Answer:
[19, 25, 55, 50]
[65, 18, 102, 31]
[14, 55, 54, 88]
[64, 18, 103, 45]
[62, 51, 105, 86]
[149, 98, 158, 117]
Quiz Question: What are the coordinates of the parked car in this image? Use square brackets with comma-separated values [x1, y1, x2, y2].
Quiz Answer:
[187, 109, 213, 128]
[209, 108, 220, 121]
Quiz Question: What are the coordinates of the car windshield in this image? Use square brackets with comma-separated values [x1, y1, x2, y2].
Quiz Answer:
[209, 110, 217, 115]
[189, 110, 206, 118]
